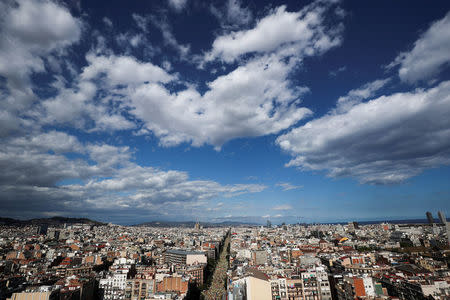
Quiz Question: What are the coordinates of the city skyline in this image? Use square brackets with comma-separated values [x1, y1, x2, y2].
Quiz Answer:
[1, 0, 450, 224]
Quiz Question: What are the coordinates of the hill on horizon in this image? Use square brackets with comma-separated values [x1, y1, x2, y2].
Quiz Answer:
[0, 216, 104, 226]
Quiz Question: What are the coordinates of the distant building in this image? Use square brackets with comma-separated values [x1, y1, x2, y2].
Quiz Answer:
[347, 222, 359, 233]
[124, 279, 156, 300]
[438, 211, 446, 224]
[299, 267, 332, 300]
[157, 276, 188, 294]
[7, 286, 59, 300]
[164, 249, 207, 266]
[426, 211, 434, 224]
[337, 275, 383, 299]
[251, 250, 267, 266]
[37, 225, 48, 235]
[186, 265, 204, 284]
[99, 269, 128, 300]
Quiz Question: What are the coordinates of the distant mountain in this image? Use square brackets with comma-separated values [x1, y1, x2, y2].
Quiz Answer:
[0, 216, 104, 226]
[135, 221, 196, 227]
[135, 220, 258, 227]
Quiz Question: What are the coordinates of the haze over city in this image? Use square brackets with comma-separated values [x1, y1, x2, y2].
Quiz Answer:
[1, 0, 450, 225]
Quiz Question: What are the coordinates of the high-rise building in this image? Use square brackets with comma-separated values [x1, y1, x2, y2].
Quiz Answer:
[438, 211, 446, 224]
[347, 221, 359, 233]
[47, 228, 60, 239]
[426, 211, 434, 224]
[37, 225, 48, 235]
[446, 222, 450, 246]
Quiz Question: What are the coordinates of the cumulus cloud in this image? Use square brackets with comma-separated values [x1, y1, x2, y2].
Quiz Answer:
[277, 80, 450, 184]
[0, 0, 347, 220]
[0, 0, 82, 137]
[127, 55, 312, 148]
[0, 131, 266, 220]
[39, 53, 175, 131]
[34, 48, 312, 148]
[389, 11, 450, 83]
[81, 54, 174, 84]
[206, 1, 343, 62]
[16, 0, 341, 151]
[0, 0, 81, 94]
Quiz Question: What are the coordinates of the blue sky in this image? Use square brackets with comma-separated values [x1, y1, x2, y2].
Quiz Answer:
[1, 0, 450, 224]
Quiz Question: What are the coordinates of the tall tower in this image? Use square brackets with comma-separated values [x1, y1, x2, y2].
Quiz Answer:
[426, 212, 434, 224]
[446, 222, 450, 246]
[438, 211, 446, 224]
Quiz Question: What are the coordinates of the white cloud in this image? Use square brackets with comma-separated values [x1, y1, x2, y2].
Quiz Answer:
[10, 131, 84, 154]
[53, 44, 313, 149]
[0, 110, 23, 137]
[86, 144, 132, 168]
[41, 78, 135, 132]
[0, 0, 81, 112]
[167, 0, 188, 12]
[128, 55, 312, 149]
[329, 65, 346, 77]
[210, 0, 253, 28]
[389, 11, 450, 83]
[103, 17, 113, 28]
[8, 0, 341, 152]
[0, 0, 80, 84]
[132, 13, 149, 32]
[335, 78, 391, 113]
[277, 80, 450, 184]
[149, 15, 190, 58]
[116, 32, 143, 48]
[36, 50, 310, 148]
[206, 2, 343, 62]
[82, 54, 174, 85]
[39, 53, 174, 131]
[272, 204, 293, 210]
[276, 182, 303, 191]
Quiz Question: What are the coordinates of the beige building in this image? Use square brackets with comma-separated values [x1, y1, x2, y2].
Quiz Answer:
[125, 279, 156, 300]
[232, 269, 272, 300]
[8, 290, 58, 300]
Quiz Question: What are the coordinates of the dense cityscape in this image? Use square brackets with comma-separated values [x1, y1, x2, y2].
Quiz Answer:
[1, 211, 449, 299]
[1, 0, 450, 299]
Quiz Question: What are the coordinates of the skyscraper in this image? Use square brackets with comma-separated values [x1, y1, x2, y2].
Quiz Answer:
[426, 211, 434, 224]
[446, 222, 450, 246]
[438, 211, 446, 224]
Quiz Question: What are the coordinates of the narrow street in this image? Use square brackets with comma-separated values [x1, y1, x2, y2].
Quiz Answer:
[202, 233, 230, 300]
